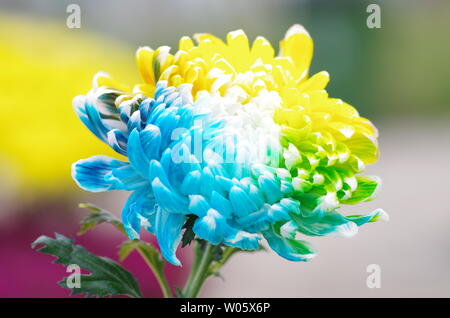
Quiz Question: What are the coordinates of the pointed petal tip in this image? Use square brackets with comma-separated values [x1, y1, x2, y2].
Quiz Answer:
[228, 29, 246, 39]
[167, 256, 182, 267]
[92, 71, 111, 88]
[72, 94, 86, 110]
[335, 221, 359, 238]
[136, 46, 153, 53]
[373, 208, 389, 222]
[295, 252, 316, 262]
[285, 24, 310, 38]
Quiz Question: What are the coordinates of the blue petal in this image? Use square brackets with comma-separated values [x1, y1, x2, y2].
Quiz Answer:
[108, 164, 149, 190]
[73, 95, 108, 143]
[138, 99, 153, 123]
[107, 129, 128, 155]
[122, 187, 156, 239]
[224, 229, 261, 250]
[176, 105, 195, 128]
[267, 202, 293, 222]
[236, 205, 271, 233]
[151, 178, 188, 214]
[127, 128, 150, 177]
[345, 208, 389, 225]
[193, 209, 227, 245]
[72, 155, 146, 192]
[280, 180, 294, 195]
[180, 170, 202, 195]
[215, 176, 235, 193]
[82, 89, 124, 142]
[149, 160, 172, 189]
[147, 103, 167, 124]
[247, 184, 264, 207]
[188, 195, 210, 217]
[200, 167, 216, 197]
[140, 125, 161, 160]
[258, 175, 282, 204]
[153, 110, 179, 149]
[279, 198, 301, 215]
[154, 81, 168, 97]
[155, 207, 185, 266]
[210, 191, 233, 218]
[229, 186, 259, 217]
[127, 110, 142, 132]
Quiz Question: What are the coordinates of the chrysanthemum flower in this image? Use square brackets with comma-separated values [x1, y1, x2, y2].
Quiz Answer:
[72, 25, 387, 266]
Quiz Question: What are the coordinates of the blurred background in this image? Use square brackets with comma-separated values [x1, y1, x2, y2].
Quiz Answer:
[0, 0, 449, 297]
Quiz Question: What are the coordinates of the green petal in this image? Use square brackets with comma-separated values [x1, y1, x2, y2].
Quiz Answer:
[340, 176, 381, 205]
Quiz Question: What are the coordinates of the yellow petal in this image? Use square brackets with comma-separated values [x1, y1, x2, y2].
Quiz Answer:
[92, 72, 130, 92]
[153, 46, 174, 80]
[227, 29, 250, 52]
[279, 87, 310, 110]
[344, 132, 379, 164]
[251, 36, 274, 63]
[193, 33, 225, 46]
[159, 64, 178, 81]
[179, 36, 194, 51]
[212, 55, 236, 75]
[132, 83, 156, 96]
[298, 71, 330, 91]
[226, 29, 251, 71]
[136, 46, 155, 85]
[280, 24, 313, 81]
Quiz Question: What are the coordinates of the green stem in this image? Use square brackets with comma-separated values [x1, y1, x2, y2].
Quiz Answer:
[137, 247, 172, 298]
[183, 242, 215, 298]
[208, 246, 237, 276]
[182, 241, 202, 293]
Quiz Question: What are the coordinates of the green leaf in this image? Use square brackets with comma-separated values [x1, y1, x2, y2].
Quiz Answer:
[118, 240, 165, 274]
[181, 214, 197, 247]
[212, 245, 224, 262]
[118, 240, 173, 298]
[32, 233, 143, 298]
[78, 203, 125, 235]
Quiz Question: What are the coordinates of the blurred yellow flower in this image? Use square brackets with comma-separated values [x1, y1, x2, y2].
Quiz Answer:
[0, 15, 137, 194]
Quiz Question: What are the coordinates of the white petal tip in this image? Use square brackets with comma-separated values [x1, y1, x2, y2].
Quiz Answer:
[285, 24, 310, 38]
[374, 208, 389, 222]
[336, 221, 358, 238]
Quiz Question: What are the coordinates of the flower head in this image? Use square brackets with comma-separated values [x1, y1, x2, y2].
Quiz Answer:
[72, 25, 387, 266]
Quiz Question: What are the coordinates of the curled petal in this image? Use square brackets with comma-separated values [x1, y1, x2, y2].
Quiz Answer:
[263, 224, 315, 262]
[224, 230, 261, 250]
[155, 207, 185, 266]
[107, 129, 128, 155]
[292, 212, 358, 238]
[341, 176, 381, 205]
[72, 155, 147, 192]
[122, 187, 156, 239]
[346, 208, 389, 226]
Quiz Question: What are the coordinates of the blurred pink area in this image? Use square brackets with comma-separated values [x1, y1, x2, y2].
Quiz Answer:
[0, 202, 190, 297]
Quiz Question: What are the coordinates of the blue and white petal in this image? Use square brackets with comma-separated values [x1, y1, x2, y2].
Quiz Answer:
[154, 206, 186, 266]
[262, 225, 316, 262]
[72, 155, 147, 192]
[122, 187, 156, 239]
